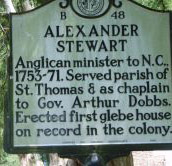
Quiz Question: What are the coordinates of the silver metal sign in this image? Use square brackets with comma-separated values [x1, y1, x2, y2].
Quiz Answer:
[5, 0, 172, 154]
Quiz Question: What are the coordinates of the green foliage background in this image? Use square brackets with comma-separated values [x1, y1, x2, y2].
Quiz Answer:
[0, 0, 172, 165]
[0, 1, 9, 164]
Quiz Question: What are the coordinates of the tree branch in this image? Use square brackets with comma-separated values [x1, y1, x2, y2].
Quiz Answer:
[0, 24, 6, 33]
[22, 0, 34, 11]
[2, 0, 16, 13]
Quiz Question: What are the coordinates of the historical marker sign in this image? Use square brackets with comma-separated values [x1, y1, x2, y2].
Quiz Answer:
[5, 0, 172, 154]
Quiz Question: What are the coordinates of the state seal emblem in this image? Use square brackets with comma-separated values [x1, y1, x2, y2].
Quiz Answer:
[77, 0, 104, 16]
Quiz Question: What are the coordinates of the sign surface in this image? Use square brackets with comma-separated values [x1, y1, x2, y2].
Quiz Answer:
[5, 0, 172, 154]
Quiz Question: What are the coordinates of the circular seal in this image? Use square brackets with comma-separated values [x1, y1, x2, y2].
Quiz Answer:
[77, 0, 104, 16]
